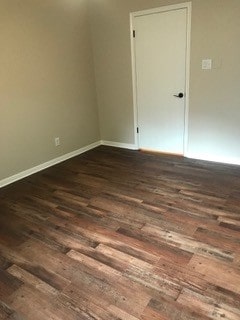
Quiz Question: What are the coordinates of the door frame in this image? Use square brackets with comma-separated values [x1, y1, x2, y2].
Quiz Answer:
[130, 2, 192, 155]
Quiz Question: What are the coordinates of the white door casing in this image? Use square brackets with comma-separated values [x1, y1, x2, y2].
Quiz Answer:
[130, 3, 191, 155]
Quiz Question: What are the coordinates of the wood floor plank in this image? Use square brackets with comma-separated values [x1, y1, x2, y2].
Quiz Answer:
[0, 300, 20, 320]
[177, 288, 240, 320]
[0, 270, 23, 300]
[141, 223, 234, 262]
[7, 265, 58, 297]
[1, 146, 240, 319]
[188, 254, 240, 294]
[6, 285, 77, 320]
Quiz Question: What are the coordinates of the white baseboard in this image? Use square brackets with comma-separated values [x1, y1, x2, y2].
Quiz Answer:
[0, 140, 139, 188]
[2, 142, 239, 188]
[0, 141, 101, 188]
[186, 152, 240, 166]
[101, 140, 138, 150]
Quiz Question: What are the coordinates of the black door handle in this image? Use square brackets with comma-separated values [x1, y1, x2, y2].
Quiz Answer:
[173, 92, 184, 98]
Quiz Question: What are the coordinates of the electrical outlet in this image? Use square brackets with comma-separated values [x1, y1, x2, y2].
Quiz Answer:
[202, 59, 212, 70]
[55, 137, 60, 147]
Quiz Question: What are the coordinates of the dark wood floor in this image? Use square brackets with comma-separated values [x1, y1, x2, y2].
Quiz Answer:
[1, 146, 240, 320]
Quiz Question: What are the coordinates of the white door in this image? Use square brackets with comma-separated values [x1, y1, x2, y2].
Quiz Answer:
[133, 6, 188, 154]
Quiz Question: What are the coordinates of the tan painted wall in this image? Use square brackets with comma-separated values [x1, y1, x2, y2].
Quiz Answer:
[1, 0, 240, 183]
[0, 0, 100, 181]
[90, 0, 240, 163]
[188, 0, 240, 162]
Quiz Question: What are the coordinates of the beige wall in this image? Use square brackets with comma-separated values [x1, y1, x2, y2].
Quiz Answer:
[90, 0, 240, 163]
[188, 0, 240, 162]
[0, 0, 100, 181]
[1, 0, 240, 183]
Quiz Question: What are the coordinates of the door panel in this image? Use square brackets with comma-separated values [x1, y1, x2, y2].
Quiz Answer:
[134, 8, 187, 154]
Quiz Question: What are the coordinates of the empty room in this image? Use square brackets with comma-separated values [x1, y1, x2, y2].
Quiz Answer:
[1, 0, 240, 319]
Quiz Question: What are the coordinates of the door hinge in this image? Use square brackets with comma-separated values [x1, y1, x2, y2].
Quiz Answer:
[137, 127, 139, 134]
[133, 30, 136, 38]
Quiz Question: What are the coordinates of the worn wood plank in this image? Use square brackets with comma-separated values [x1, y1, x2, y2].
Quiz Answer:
[1, 146, 240, 319]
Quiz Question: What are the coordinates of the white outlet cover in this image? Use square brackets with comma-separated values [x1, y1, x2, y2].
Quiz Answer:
[55, 137, 60, 146]
[202, 59, 212, 70]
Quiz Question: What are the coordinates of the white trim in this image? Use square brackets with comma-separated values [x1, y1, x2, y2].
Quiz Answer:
[101, 140, 138, 150]
[130, 2, 192, 156]
[2, 139, 239, 189]
[183, 2, 192, 156]
[0, 141, 101, 188]
[130, 14, 139, 148]
[131, 2, 191, 17]
[186, 152, 240, 166]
